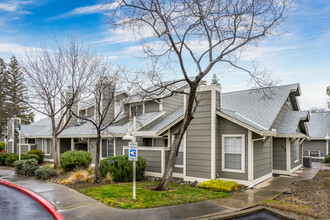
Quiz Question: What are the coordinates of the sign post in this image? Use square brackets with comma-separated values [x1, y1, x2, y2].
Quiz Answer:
[129, 142, 138, 200]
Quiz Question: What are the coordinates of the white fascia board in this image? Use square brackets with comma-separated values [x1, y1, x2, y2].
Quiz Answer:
[276, 133, 309, 138]
[156, 115, 184, 136]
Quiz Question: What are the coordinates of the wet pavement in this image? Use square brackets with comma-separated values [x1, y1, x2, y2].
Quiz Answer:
[0, 163, 321, 220]
[0, 184, 53, 220]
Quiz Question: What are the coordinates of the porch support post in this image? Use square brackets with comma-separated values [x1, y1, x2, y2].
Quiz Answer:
[286, 138, 291, 171]
[71, 138, 74, 151]
[248, 130, 253, 181]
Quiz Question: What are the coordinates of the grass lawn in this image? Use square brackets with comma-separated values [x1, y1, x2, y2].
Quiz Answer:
[80, 181, 231, 209]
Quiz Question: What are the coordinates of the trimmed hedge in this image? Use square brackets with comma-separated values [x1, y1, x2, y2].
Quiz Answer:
[5, 153, 19, 167]
[0, 153, 12, 166]
[35, 167, 57, 180]
[0, 142, 5, 151]
[59, 150, 92, 171]
[323, 155, 330, 163]
[14, 159, 39, 176]
[22, 154, 40, 162]
[99, 155, 146, 182]
[27, 150, 44, 163]
[198, 179, 239, 192]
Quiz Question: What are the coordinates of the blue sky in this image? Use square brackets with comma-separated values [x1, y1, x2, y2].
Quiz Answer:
[0, 0, 329, 111]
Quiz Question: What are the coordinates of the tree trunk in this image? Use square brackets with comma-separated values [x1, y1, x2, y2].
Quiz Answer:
[155, 86, 197, 191]
[52, 135, 59, 169]
[94, 131, 101, 180]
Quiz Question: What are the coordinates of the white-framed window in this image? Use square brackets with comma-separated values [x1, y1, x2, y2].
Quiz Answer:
[153, 138, 168, 147]
[107, 139, 115, 157]
[172, 135, 184, 166]
[42, 139, 51, 155]
[222, 134, 245, 173]
[294, 140, 299, 163]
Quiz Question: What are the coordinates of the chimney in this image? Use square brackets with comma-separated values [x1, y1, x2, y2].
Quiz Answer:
[95, 77, 116, 125]
[61, 87, 79, 128]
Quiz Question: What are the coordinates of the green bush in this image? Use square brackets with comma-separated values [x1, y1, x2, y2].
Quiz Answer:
[0, 142, 5, 151]
[59, 150, 92, 172]
[35, 167, 57, 180]
[198, 179, 239, 192]
[323, 155, 330, 163]
[5, 153, 19, 167]
[22, 154, 40, 162]
[0, 153, 12, 166]
[14, 159, 39, 176]
[27, 150, 44, 163]
[99, 155, 146, 182]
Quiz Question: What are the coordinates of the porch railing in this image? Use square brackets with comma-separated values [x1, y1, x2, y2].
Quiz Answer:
[303, 150, 322, 158]
[123, 146, 170, 175]
[17, 144, 36, 154]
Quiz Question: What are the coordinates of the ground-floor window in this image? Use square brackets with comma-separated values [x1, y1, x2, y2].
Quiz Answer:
[222, 135, 245, 173]
[42, 139, 51, 155]
[102, 139, 114, 158]
[294, 140, 299, 162]
[172, 135, 184, 166]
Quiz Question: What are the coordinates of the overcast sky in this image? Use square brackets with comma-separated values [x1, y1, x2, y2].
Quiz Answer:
[0, 0, 329, 115]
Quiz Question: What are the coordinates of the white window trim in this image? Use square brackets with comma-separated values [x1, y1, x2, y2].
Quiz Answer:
[222, 134, 245, 173]
[42, 139, 51, 156]
[107, 139, 115, 157]
[294, 140, 299, 163]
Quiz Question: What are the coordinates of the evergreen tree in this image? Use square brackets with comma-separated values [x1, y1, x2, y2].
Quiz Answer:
[211, 74, 221, 86]
[327, 86, 330, 109]
[6, 56, 33, 124]
[0, 58, 8, 134]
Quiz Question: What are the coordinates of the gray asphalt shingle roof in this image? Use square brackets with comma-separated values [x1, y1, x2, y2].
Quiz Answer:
[307, 113, 330, 139]
[221, 84, 300, 131]
[150, 107, 184, 132]
[277, 111, 309, 135]
[20, 118, 59, 137]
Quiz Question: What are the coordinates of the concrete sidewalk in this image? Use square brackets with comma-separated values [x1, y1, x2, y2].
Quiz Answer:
[0, 163, 321, 220]
[0, 169, 226, 220]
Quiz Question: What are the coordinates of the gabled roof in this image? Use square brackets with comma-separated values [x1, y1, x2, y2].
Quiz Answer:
[20, 118, 59, 137]
[277, 111, 309, 137]
[307, 112, 330, 139]
[150, 107, 184, 135]
[221, 84, 301, 131]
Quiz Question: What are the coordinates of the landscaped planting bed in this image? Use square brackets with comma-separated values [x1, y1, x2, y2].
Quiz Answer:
[79, 181, 231, 209]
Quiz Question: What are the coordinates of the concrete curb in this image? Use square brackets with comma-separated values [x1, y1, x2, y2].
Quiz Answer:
[0, 179, 63, 220]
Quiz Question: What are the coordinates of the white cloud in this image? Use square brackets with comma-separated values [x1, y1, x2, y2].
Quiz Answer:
[48, 3, 118, 20]
[0, 43, 44, 55]
[0, 1, 33, 14]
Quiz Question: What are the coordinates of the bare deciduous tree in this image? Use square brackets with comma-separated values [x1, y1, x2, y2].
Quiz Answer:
[107, 0, 290, 191]
[21, 37, 99, 169]
[70, 63, 126, 180]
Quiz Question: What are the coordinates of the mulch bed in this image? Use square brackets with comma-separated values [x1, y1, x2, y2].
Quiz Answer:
[274, 169, 330, 219]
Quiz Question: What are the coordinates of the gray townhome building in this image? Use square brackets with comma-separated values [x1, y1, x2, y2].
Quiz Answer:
[6, 82, 310, 186]
[303, 112, 330, 160]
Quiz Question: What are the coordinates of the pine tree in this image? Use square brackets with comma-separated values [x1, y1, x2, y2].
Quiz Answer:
[0, 58, 8, 134]
[211, 74, 221, 86]
[327, 86, 330, 109]
[6, 56, 33, 124]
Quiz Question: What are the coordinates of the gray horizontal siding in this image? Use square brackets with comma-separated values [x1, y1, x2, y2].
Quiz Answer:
[254, 137, 272, 179]
[124, 149, 162, 173]
[145, 100, 159, 113]
[303, 140, 327, 157]
[186, 91, 211, 179]
[217, 117, 249, 181]
[273, 138, 286, 170]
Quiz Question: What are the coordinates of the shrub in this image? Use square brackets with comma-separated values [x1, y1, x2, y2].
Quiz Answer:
[14, 159, 39, 176]
[0, 153, 12, 166]
[198, 179, 239, 192]
[0, 142, 5, 151]
[43, 163, 54, 168]
[35, 167, 57, 180]
[5, 153, 19, 167]
[22, 154, 40, 162]
[59, 151, 92, 172]
[323, 155, 330, 163]
[27, 150, 44, 163]
[59, 170, 92, 185]
[99, 155, 146, 182]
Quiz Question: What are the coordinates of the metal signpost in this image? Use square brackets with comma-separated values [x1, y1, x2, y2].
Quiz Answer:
[129, 141, 138, 200]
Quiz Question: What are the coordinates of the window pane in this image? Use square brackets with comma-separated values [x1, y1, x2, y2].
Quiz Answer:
[102, 140, 107, 158]
[176, 152, 183, 165]
[225, 154, 241, 170]
[224, 137, 242, 153]
[154, 138, 163, 147]
[294, 141, 299, 161]
[107, 139, 114, 157]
